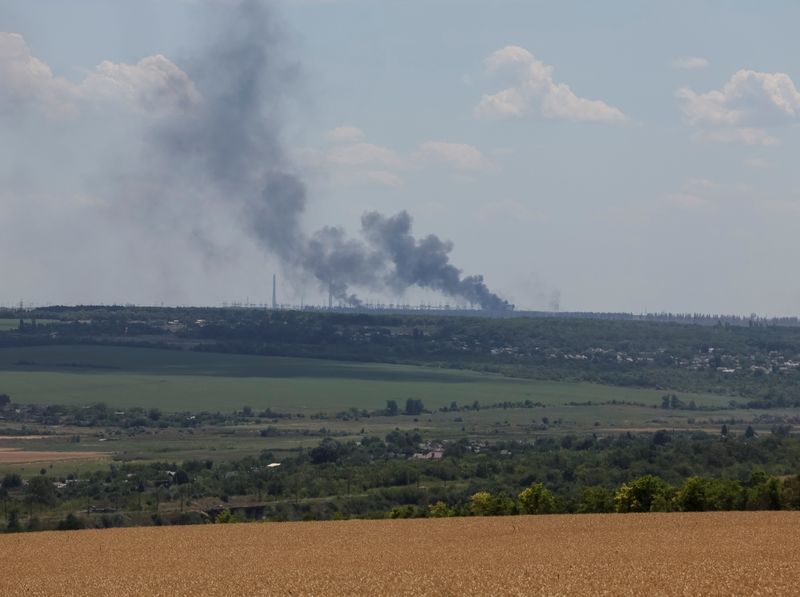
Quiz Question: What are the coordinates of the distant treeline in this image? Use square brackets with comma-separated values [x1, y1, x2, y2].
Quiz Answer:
[3, 306, 800, 407]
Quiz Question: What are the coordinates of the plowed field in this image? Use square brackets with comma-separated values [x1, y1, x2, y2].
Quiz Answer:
[0, 448, 107, 464]
[1, 512, 798, 596]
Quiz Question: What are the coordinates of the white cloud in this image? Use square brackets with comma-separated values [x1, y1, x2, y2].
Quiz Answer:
[677, 69, 800, 145]
[326, 142, 403, 169]
[475, 45, 626, 123]
[0, 32, 200, 119]
[672, 57, 710, 70]
[81, 55, 201, 114]
[0, 32, 77, 118]
[416, 141, 486, 171]
[326, 125, 366, 143]
[691, 127, 779, 146]
[306, 128, 490, 186]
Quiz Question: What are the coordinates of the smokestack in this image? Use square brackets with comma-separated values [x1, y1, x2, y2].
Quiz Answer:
[328, 283, 333, 310]
[272, 274, 277, 310]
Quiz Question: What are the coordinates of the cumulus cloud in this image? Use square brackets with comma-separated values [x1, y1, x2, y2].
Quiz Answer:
[475, 45, 626, 123]
[677, 69, 800, 145]
[0, 32, 201, 119]
[80, 55, 202, 114]
[672, 57, 710, 70]
[305, 127, 488, 186]
[0, 32, 77, 118]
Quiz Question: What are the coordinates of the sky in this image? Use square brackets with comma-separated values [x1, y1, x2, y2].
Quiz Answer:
[1, 0, 800, 315]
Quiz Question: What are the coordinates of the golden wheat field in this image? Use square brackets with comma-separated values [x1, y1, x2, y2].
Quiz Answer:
[1, 512, 798, 596]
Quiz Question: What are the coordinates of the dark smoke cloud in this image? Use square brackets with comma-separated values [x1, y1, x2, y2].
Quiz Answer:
[147, 0, 510, 310]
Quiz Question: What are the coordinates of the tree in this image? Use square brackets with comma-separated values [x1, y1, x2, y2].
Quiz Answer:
[427, 501, 453, 518]
[468, 491, 514, 516]
[385, 400, 399, 417]
[518, 483, 556, 515]
[309, 438, 344, 465]
[578, 486, 614, 513]
[781, 475, 800, 510]
[614, 475, 672, 513]
[744, 425, 756, 439]
[404, 399, 424, 416]
[0, 394, 10, 409]
[5, 508, 20, 533]
[746, 477, 783, 511]
[25, 476, 57, 509]
[1, 473, 22, 489]
[57, 513, 86, 531]
[673, 476, 708, 512]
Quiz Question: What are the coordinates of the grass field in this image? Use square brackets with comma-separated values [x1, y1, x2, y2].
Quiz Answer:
[0, 345, 729, 414]
[0, 319, 57, 331]
[0, 512, 797, 596]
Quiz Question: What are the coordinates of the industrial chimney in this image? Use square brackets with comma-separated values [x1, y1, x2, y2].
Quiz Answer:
[272, 274, 277, 310]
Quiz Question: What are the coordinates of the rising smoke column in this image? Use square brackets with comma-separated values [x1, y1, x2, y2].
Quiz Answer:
[147, 0, 510, 310]
[360, 211, 511, 310]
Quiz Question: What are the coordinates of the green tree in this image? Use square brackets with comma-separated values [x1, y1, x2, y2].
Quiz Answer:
[5, 508, 20, 533]
[1, 473, 22, 489]
[578, 486, 614, 513]
[782, 475, 800, 510]
[468, 492, 492, 516]
[468, 491, 514, 516]
[57, 513, 86, 531]
[518, 483, 556, 515]
[404, 399, 424, 416]
[746, 477, 783, 511]
[427, 501, 454, 518]
[385, 400, 399, 416]
[673, 477, 708, 512]
[614, 475, 672, 513]
[25, 476, 57, 509]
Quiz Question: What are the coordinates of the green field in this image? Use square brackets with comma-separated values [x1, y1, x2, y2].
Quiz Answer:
[0, 345, 730, 414]
[0, 319, 58, 331]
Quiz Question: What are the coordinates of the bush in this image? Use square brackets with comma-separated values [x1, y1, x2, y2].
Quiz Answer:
[427, 501, 454, 518]
[614, 476, 673, 513]
[57, 513, 86, 531]
[518, 483, 557, 515]
[1, 473, 22, 489]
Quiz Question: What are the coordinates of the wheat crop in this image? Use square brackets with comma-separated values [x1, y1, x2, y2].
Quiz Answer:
[1, 512, 798, 596]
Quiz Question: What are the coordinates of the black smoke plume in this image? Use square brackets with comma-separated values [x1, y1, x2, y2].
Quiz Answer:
[149, 0, 510, 310]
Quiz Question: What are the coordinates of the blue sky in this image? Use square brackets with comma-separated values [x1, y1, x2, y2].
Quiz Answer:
[2, 1, 800, 314]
